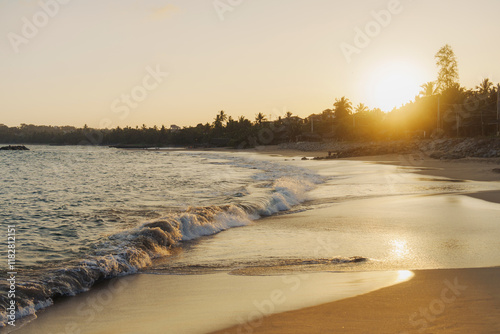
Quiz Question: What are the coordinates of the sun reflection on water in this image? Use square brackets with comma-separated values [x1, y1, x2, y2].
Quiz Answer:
[390, 239, 410, 258]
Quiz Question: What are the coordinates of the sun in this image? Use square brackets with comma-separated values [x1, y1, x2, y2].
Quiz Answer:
[365, 61, 425, 112]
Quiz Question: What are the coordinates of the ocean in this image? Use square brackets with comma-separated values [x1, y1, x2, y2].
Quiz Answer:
[0, 146, 324, 327]
[2, 146, 500, 332]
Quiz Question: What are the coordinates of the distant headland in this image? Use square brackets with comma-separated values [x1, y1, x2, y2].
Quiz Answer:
[0, 145, 29, 151]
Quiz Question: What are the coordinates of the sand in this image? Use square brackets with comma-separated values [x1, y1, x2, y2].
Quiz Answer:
[12, 272, 410, 334]
[210, 148, 500, 334]
[246, 145, 500, 182]
[211, 267, 500, 334]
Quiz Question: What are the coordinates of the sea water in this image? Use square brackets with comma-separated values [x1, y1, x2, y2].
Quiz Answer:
[0, 146, 324, 326]
[2, 145, 500, 329]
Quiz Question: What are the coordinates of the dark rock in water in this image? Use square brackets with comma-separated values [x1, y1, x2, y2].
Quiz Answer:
[301, 157, 308, 160]
[0, 145, 29, 151]
[493, 169, 500, 174]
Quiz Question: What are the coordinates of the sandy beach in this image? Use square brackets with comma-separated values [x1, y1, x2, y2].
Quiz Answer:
[9, 150, 500, 334]
[212, 267, 500, 334]
[210, 149, 500, 334]
[248, 145, 500, 181]
[11, 271, 412, 334]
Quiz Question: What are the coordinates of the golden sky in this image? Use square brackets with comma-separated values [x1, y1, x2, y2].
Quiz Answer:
[1, 0, 499, 128]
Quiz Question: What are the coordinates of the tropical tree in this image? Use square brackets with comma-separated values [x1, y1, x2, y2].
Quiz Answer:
[213, 110, 228, 129]
[354, 103, 369, 115]
[221, 110, 228, 122]
[320, 109, 334, 122]
[333, 96, 352, 119]
[255, 112, 267, 125]
[435, 44, 459, 92]
[476, 78, 493, 95]
[419, 81, 439, 97]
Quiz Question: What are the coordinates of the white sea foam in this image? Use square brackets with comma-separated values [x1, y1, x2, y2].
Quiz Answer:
[0, 151, 325, 327]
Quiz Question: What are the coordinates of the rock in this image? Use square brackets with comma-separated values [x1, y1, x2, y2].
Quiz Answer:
[429, 151, 444, 159]
[0, 145, 29, 151]
[493, 169, 500, 174]
[301, 157, 308, 160]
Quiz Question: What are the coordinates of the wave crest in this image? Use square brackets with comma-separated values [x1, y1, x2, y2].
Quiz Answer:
[0, 164, 323, 327]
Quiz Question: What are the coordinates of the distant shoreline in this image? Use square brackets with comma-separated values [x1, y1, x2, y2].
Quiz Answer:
[4, 137, 500, 160]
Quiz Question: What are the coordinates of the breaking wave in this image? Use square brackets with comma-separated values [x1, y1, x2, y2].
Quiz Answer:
[0, 164, 323, 327]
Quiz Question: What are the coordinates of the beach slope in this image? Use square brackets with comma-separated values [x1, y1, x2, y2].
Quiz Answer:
[212, 267, 500, 334]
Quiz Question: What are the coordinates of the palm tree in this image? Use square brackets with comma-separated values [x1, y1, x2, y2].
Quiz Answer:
[218, 110, 228, 123]
[419, 81, 438, 97]
[354, 103, 369, 115]
[333, 96, 352, 119]
[213, 110, 228, 128]
[476, 78, 493, 95]
[353, 103, 369, 128]
[255, 112, 267, 125]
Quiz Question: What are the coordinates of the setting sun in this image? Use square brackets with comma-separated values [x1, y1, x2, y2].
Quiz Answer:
[365, 61, 426, 112]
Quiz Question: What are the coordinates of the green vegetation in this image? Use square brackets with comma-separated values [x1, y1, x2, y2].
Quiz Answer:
[1, 45, 498, 148]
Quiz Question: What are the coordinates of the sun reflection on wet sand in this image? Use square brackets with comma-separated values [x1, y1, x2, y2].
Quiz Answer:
[396, 270, 414, 283]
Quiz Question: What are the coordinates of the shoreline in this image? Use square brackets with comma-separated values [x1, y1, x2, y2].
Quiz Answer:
[7, 147, 500, 334]
[244, 145, 500, 182]
[10, 271, 411, 334]
[208, 148, 500, 333]
[211, 267, 500, 334]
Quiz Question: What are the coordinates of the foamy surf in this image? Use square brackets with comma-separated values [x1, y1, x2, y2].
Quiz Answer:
[0, 151, 325, 327]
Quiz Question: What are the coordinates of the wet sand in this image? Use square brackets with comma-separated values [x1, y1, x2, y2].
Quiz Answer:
[9, 150, 500, 334]
[11, 271, 410, 334]
[212, 267, 500, 334]
[209, 150, 500, 334]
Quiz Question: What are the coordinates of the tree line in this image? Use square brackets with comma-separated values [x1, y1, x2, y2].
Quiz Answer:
[1, 45, 498, 148]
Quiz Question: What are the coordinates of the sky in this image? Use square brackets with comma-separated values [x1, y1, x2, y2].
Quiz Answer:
[1, 0, 499, 128]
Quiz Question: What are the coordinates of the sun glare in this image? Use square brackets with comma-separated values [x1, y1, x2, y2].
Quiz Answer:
[365, 61, 424, 112]
[396, 270, 414, 283]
